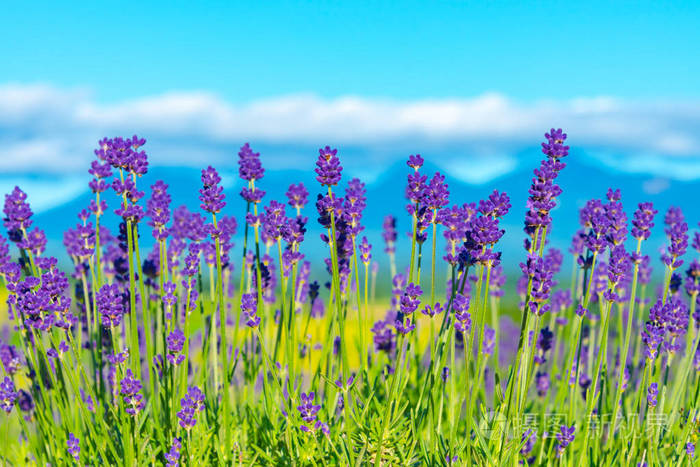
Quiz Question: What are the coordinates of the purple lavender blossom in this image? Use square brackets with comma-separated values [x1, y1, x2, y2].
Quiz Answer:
[441, 367, 450, 383]
[261, 200, 288, 243]
[523, 130, 568, 250]
[97, 284, 125, 328]
[199, 166, 226, 214]
[0, 342, 22, 375]
[541, 128, 570, 159]
[535, 372, 550, 397]
[147, 180, 171, 240]
[286, 183, 309, 211]
[372, 314, 396, 353]
[120, 369, 145, 416]
[241, 293, 260, 327]
[67, 433, 80, 461]
[453, 293, 472, 334]
[556, 424, 575, 456]
[382, 215, 398, 255]
[489, 266, 506, 298]
[407, 154, 424, 170]
[238, 143, 265, 182]
[0, 376, 17, 413]
[343, 178, 367, 236]
[399, 283, 422, 315]
[604, 189, 627, 245]
[394, 317, 416, 335]
[662, 206, 689, 268]
[647, 383, 658, 408]
[315, 146, 342, 186]
[534, 327, 554, 364]
[88, 159, 113, 194]
[358, 236, 372, 264]
[421, 302, 444, 318]
[423, 172, 450, 213]
[164, 438, 182, 467]
[482, 326, 496, 355]
[521, 255, 553, 315]
[631, 202, 657, 241]
[3, 186, 33, 241]
[686, 260, 700, 296]
[406, 166, 427, 207]
[166, 328, 186, 365]
[177, 386, 205, 429]
[298, 391, 322, 430]
[520, 429, 537, 463]
[638, 255, 653, 285]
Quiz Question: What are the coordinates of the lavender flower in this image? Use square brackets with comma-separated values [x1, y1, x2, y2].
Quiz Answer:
[343, 178, 367, 235]
[489, 265, 507, 298]
[541, 128, 570, 159]
[199, 166, 226, 214]
[164, 438, 182, 467]
[315, 146, 342, 186]
[371, 315, 395, 353]
[647, 383, 658, 408]
[535, 372, 550, 397]
[524, 130, 568, 250]
[382, 215, 398, 255]
[97, 284, 125, 328]
[604, 188, 627, 245]
[520, 429, 537, 459]
[359, 236, 372, 264]
[238, 143, 265, 181]
[394, 317, 416, 335]
[631, 202, 657, 241]
[662, 206, 688, 268]
[3, 186, 34, 241]
[147, 180, 171, 240]
[521, 256, 553, 315]
[67, 433, 80, 461]
[399, 283, 422, 315]
[166, 328, 186, 365]
[406, 165, 427, 207]
[261, 200, 288, 243]
[423, 172, 450, 213]
[482, 326, 496, 355]
[441, 367, 450, 383]
[241, 293, 260, 327]
[0, 342, 21, 375]
[177, 386, 205, 429]
[556, 424, 575, 456]
[119, 369, 145, 415]
[421, 302, 444, 318]
[298, 391, 322, 430]
[534, 326, 554, 364]
[286, 183, 309, 211]
[686, 260, 700, 296]
[0, 376, 17, 413]
[407, 154, 424, 170]
[453, 293, 472, 334]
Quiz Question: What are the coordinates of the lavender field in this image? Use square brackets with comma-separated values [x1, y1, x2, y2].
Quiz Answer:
[0, 129, 698, 466]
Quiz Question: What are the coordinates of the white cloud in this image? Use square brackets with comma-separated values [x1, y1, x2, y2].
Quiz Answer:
[643, 178, 671, 195]
[1, 83, 699, 181]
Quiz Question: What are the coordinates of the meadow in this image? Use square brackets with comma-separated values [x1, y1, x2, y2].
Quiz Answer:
[0, 130, 698, 466]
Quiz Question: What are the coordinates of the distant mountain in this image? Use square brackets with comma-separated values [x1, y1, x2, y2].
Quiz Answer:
[24, 149, 696, 284]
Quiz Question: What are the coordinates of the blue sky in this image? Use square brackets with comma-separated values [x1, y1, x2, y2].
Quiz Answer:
[2, 1, 700, 216]
[3, 0, 700, 268]
[4, 1, 700, 101]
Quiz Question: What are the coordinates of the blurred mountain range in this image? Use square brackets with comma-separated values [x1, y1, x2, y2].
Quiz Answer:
[4, 149, 693, 284]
